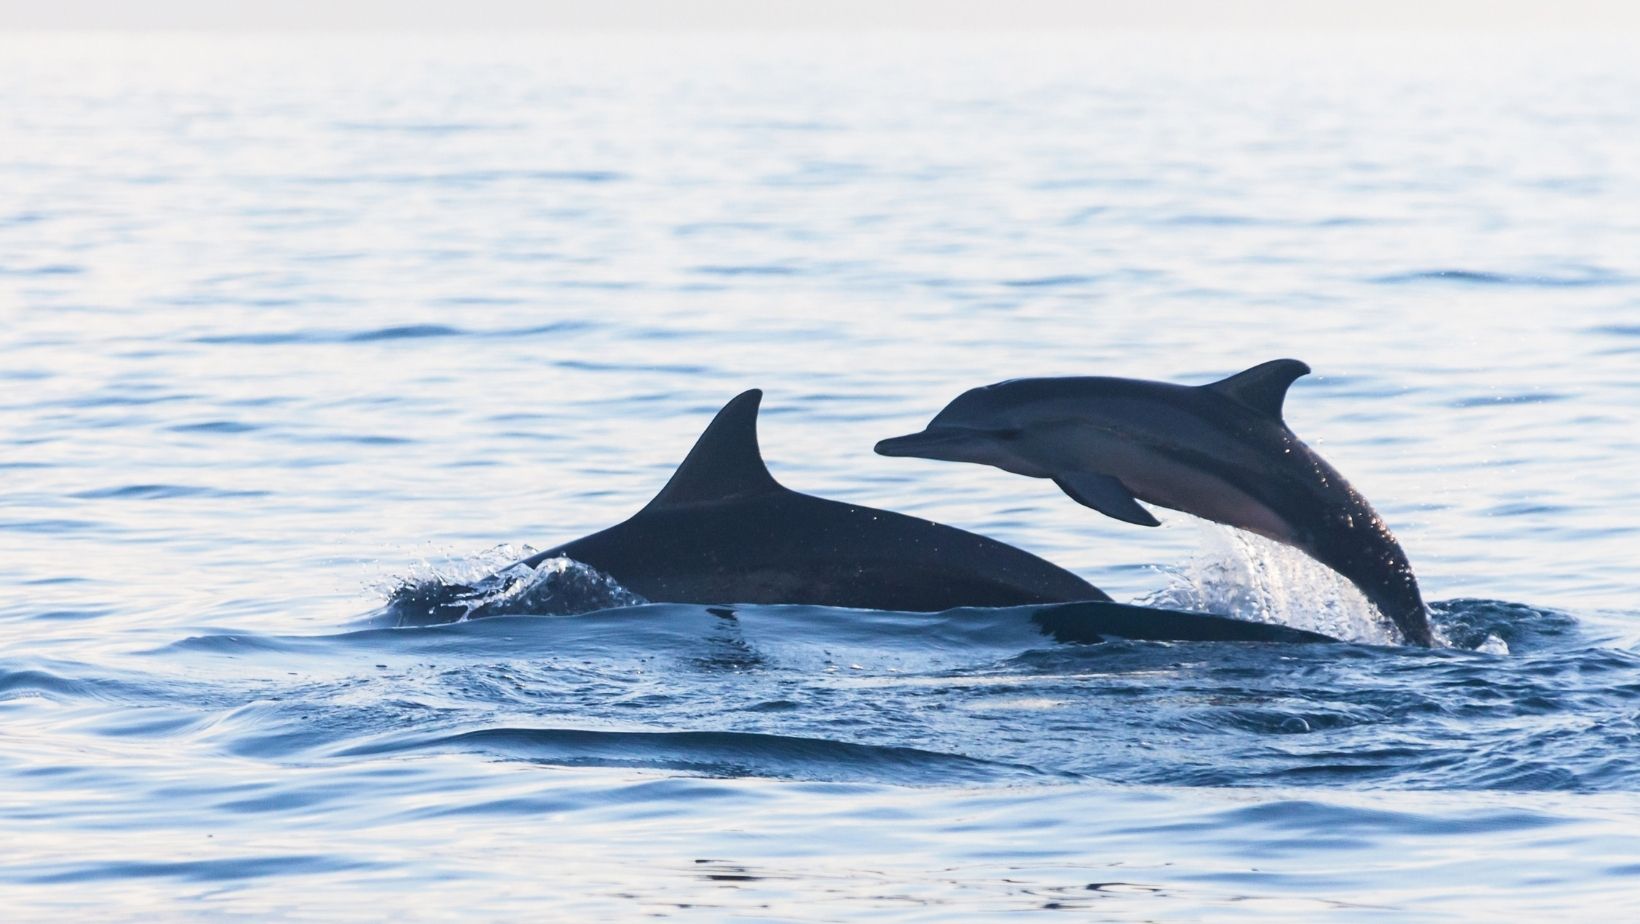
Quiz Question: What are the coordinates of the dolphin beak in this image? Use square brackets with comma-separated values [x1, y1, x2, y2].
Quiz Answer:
[874, 427, 973, 459]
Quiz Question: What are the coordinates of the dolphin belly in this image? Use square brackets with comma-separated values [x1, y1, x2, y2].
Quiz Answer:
[1121, 448, 1299, 544]
[1037, 428, 1300, 543]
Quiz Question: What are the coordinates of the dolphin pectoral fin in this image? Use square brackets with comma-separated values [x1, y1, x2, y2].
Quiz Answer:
[1051, 473, 1161, 527]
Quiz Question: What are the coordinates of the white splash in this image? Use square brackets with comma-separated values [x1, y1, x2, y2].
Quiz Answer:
[1136, 522, 1404, 645]
[463, 553, 648, 618]
[380, 544, 646, 622]
[370, 543, 547, 594]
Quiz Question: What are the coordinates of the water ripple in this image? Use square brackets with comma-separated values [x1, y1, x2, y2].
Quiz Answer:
[72, 484, 269, 501]
[340, 726, 1046, 784]
[1370, 267, 1629, 287]
[191, 320, 596, 345]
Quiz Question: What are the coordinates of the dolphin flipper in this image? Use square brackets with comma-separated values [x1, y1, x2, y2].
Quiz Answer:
[1052, 473, 1161, 527]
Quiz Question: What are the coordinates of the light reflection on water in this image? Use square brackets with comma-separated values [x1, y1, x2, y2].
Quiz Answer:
[2, 32, 1639, 919]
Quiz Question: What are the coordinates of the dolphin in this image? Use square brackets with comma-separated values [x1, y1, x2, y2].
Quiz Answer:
[392, 389, 1102, 624]
[513, 389, 1102, 610]
[389, 389, 1335, 643]
[874, 360, 1433, 646]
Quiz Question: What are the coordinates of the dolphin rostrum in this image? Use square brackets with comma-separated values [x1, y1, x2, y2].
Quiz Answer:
[389, 389, 1335, 643]
[874, 360, 1433, 646]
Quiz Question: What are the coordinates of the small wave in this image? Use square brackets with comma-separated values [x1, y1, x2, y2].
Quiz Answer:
[292, 169, 626, 186]
[1187, 800, 1559, 837]
[332, 120, 517, 134]
[193, 324, 461, 344]
[1431, 599, 1578, 652]
[1588, 324, 1640, 338]
[169, 420, 260, 434]
[0, 663, 199, 706]
[187, 331, 317, 345]
[1370, 268, 1626, 287]
[338, 725, 1044, 784]
[344, 324, 466, 342]
[72, 484, 268, 500]
[23, 854, 374, 885]
[0, 517, 103, 533]
[1159, 213, 1264, 227]
[192, 320, 593, 346]
[1450, 392, 1570, 408]
[0, 263, 83, 276]
[0, 668, 91, 699]
[1002, 274, 1100, 288]
[0, 210, 47, 226]
[59, 391, 198, 409]
[692, 264, 801, 277]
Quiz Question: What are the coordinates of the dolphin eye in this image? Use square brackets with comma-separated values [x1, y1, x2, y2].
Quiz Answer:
[994, 428, 1023, 441]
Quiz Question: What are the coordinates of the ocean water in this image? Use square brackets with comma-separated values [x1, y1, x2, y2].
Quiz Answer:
[3, 32, 1639, 919]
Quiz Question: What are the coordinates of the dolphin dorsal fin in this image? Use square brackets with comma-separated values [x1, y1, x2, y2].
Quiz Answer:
[1203, 359, 1311, 420]
[644, 389, 782, 509]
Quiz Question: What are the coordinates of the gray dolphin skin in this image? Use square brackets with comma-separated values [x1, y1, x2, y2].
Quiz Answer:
[512, 389, 1103, 610]
[875, 360, 1433, 646]
[399, 389, 1336, 643]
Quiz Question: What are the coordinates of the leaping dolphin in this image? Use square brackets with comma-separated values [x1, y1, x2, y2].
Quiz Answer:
[874, 360, 1433, 646]
[392, 389, 1334, 643]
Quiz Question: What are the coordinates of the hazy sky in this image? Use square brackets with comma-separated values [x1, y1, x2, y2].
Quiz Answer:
[2, 0, 1636, 33]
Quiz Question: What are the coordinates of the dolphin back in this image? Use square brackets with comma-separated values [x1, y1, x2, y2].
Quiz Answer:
[526, 389, 1110, 611]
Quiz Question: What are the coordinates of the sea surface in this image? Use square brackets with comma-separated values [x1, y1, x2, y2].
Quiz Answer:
[3, 32, 1639, 920]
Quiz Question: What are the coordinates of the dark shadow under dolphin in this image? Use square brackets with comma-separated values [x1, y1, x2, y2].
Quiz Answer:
[392, 390, 1335, 643]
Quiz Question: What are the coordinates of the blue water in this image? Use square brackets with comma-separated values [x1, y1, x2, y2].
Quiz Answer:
[4, 32, 1640, 918]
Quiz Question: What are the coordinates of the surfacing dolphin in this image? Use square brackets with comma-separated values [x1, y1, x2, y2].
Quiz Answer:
[516, 389, 1102, 610]
[396, 389, 1332, 643]
[875, 360, 1433, 646]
